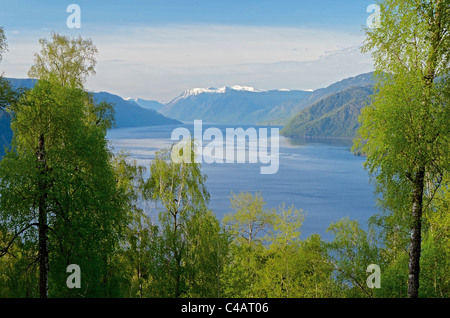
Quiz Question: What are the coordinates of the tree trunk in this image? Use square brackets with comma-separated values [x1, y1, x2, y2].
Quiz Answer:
[37, 134, 49, 298]
[406, 1, 442, 296]
[407, 167, 425, 298]
[38, 199, 49, 298]
[171, 211, 182, 298]
[175, 252, 182, 298]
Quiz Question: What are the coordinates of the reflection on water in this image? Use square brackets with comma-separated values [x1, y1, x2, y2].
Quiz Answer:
[285, 136, 355, 148]
[108, 124, 377, 241]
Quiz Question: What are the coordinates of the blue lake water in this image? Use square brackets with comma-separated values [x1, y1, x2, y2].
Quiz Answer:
[106, 123, 379, 240]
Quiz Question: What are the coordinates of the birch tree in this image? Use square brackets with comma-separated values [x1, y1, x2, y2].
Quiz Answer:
[355, 0, 450, 297]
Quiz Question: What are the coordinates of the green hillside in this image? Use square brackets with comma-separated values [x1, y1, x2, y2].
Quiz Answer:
[281, 86, 373, 139]
[262, 72, 375, 125]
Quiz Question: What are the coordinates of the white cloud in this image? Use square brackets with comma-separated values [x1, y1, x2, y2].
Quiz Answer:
[1, 24, 373, 101]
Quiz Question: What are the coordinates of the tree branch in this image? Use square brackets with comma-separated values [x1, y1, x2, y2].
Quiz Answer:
[0, 222, 39, 257]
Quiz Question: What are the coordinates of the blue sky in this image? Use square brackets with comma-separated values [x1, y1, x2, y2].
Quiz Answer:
[0, 0, 376, 101]
[1, 0, 373, 30]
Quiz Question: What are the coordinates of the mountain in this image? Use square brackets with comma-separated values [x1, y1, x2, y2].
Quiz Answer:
[0, 78, 181, 153]
[3, 78, 180, 128]
[264, 72, 376, 124]
[159, 73, 376, 125]
[92, 92, 180, 128]
[1, 73, 377, 152]
[160, 85, 312, 124]
[126, 98, 165, 112]
[280, 85, 374, 139]
[7, 78, 37, 90]
[0, 78, 28, 155]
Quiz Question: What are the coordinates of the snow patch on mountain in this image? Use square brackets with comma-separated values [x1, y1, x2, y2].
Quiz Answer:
[180, 85, 268, 99]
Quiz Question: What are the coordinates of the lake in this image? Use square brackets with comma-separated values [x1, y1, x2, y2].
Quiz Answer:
[106, 123, 379, 240]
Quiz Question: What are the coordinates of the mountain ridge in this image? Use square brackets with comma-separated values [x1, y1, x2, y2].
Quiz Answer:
[160, 86, 313, 124]
[280, 85, 374, 139]
[0, 78, 181, 152]
[159, 72, 375, 125]
[1, 72, 377, 154]
[125, 98, 165, 112]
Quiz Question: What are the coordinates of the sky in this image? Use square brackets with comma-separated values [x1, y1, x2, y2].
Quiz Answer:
[0, 0, 376, 102]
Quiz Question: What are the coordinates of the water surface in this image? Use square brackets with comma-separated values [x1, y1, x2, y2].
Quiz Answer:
[107, 123, 378, 240]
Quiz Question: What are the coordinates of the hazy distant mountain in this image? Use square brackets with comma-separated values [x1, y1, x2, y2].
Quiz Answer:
[0, 78, 181, 152]
[3, 78, 180, 128]
[159, 73, 375, 125]
[93, 92, 180, 128]
[160, 85, 312, 124]
[1, 73, 377, 152]
[0, 78, 32, 154]
[126, 98, 165, 112]
[6, 78, 37, 90]
[281, 86, 374, 139]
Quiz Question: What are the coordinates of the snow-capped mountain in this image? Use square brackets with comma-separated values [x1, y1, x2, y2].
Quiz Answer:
[160, 85, 312, 124]
[183, 85, 266, 96]
[160, 73, 375, 125]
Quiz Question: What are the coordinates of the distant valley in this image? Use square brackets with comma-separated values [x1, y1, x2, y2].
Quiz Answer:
[1, 72, 375, 153]
[126, 98, 165, 112]
[157, 72, 375, 139]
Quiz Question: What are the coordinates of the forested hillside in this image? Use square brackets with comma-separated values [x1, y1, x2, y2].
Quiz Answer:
[281, 86, 373, 138]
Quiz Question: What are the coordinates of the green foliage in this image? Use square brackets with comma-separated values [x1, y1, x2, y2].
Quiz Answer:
[0, 79, 129, 297]
[354, 71, 449, 216]
[221, 192, 275, 297]
[139, 141, 227, 298]
[0, 26, 6, 62]
[420, 174, 450, 297]
[373, 249, 409, 298]
[121, 198, 159, 297]
[223, 192, 275, 247]
[28, 33, 98, 89]
[0, 227, 39, 297]
[297, 234, 335, 297]
[0, 31, 124, 297]
[256, 205, 309, 297]
[354, 0, 450, 297]
[143, 141, 210, 221]
[326, 218, 382, 297]
[0, 77, 24, 112]
[222, 193, 335, 298]
[355, 0, 450, 212]
[183, 210, 230, 297]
